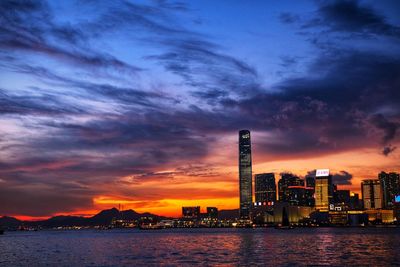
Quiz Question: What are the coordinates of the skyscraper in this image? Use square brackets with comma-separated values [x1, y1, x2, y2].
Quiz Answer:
[379, 172, 400, 209]
[239, 130, 252, 219]
[255, 173, 276, 204]
[315, 169, 333, 212]
[361, 179, 383, 209]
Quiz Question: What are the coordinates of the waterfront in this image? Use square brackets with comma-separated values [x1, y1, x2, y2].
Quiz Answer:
[1, 228, 399, 266]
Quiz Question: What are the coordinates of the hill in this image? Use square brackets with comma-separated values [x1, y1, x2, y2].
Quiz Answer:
[1, 208, 168, 229]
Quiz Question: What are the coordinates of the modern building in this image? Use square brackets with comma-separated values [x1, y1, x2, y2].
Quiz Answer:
[349, 192, 362, 210]
[206, 207, 218, 219]
[315, 169, 333, 212]
[182, 206, 200, 219]
[305, 175, 315, 207]
[394, 197, 400, 224]
[278, 173, 304, 203]
[304, 187, 315, 207]
[306, 175, 315, 188]
[273, 202, 313, 225]
[287, 186, 306, 206]
[361, 179, 383, 209]
[254, 173, 276, 205]
[365, 209, 394, 223]
[379, 172, 400, 209]
[334, 189, 351, 209]
[239, 130, 252, 219]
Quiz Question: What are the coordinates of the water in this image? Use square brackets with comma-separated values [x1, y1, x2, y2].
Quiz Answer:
[1, 228, 399, 266]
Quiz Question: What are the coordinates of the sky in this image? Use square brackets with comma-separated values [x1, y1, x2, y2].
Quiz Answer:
[0, 0, 400, 219]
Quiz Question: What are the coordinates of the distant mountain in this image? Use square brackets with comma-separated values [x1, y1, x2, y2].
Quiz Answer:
[37, 215, 89, 228]
[218, 209, 239, 220]
[0, 216, 22, 228]
[88, 208, 167, 225]
[88, 207, 121, 225]
[2, 208, 240, 228]
[1, 208, 168, 229]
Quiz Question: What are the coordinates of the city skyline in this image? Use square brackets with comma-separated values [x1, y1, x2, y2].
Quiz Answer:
[1, 0, 400, 220]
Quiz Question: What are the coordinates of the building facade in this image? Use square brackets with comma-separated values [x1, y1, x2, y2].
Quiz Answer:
[239, 130, 252, 219]
[278, 173, 304, 202]
[379, 172, 400, 209]
[206, 207, 218, 219]
[361, 179, 383, 209]
[315, 169, 333, 212]
[255, 173, 276, 204]
[182, 206, 200, 219]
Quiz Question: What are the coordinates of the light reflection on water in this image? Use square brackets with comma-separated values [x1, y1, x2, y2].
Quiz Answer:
[0, 228, 399, 266]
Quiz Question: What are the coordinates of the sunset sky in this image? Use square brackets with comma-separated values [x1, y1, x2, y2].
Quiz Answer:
[1, 0, 400, 219]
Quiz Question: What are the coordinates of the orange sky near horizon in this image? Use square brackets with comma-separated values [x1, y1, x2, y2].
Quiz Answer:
[11, 138, 400, 221]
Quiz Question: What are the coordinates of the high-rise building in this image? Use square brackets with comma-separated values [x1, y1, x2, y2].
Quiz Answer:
[254, 173, 276, 205]
[315, 169, 333, 212]
[278, 173, 304, 202]
[239, 130, 252, 219]
[361, 179, 383, 209]
[379, 172, 400, 209]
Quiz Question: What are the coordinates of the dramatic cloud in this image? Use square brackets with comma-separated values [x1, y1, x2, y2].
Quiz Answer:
[0, 0, 398, 217]
[312, 0, 400, 37]
[281, 0, 400, 38]
[332, 171, 353, 185]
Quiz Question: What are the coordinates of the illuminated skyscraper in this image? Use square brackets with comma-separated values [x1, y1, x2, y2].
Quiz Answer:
[315, 169, 333, 212]
[239, 130, 252, 219]
[361, 179, 383, 209]
[379, 172, 400, 209]
[255, 173, 276, 204]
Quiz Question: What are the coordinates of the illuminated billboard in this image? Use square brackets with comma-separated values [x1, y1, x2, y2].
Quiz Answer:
[395, 195, 400, 203]
[316, 169, 330, 177]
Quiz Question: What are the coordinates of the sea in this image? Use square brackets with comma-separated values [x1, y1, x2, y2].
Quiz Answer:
[1, 227, 399, 266]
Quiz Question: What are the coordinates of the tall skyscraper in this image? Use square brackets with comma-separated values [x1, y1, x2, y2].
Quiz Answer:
[379, 172, 400, 209]
[315, 169, 333, 212]
[255, 173, 276, 204]
[361, 179, 383, 209]
[239, 130, 252, 219]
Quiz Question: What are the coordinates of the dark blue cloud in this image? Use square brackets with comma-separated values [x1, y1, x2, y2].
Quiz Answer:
[281, 0, 400, 40]
[332, 171, 353, 185]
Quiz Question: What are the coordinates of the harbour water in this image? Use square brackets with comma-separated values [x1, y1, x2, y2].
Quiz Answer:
[1, 228, 399, 266]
